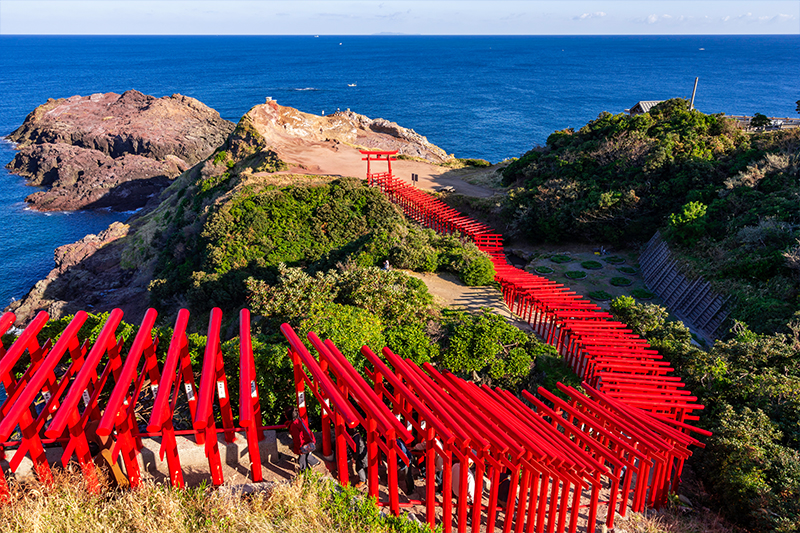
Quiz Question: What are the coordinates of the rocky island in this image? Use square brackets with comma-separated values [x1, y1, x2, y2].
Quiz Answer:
[5, 90, 235, 211]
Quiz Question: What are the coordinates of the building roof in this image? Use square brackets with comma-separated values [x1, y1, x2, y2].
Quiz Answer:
[627, 100, 664, 115]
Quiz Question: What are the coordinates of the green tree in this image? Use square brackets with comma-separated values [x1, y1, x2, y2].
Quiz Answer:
[667, 201, 708, 244]
[750, 112, 771, 129]
[440, 309, 540, 388]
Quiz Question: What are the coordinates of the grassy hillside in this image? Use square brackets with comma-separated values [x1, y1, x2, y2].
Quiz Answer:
[21, 112, 544, 423]
[0, 472, 431, 533]
[502, 99, 798, 246]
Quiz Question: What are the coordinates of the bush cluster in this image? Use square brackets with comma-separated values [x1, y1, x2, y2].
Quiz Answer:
[502, 99, 800, 333]
[610, 296, 800, 531]
[149, 178, 495, 320]
[438, 308, 546, 389]
[662, 145, 800, 334]
[500, 99, 797, 245]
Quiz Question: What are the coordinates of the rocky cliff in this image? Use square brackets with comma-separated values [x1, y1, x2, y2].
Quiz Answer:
[246, 101, 454, 164]
[6, 90, 235, 211]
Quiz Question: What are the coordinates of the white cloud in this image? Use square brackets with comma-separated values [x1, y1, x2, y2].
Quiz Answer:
[727, 11, 796, 24]
[574, 11, 606, 21]
[0, 0, 798, 35]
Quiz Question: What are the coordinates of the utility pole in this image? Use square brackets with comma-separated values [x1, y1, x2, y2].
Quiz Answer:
[689, 77, 699, 111]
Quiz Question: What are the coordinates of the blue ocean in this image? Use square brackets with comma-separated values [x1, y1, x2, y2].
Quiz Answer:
[0, 35, 798, 308]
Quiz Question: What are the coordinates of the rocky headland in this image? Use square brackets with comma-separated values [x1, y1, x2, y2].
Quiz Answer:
[5, 98, 472, 324]
[5, 90, 235, 211]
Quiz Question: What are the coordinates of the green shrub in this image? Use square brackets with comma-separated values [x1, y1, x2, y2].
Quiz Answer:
[609, 276, 632, 286]
[550, 255, 572, 263]
[439, 309, 540, 388]
[704, 406, 800, 532]
[337, 267, 434, 325]
[603, 256, 626, 264]
[246, 264, 339, 320]
[588, 290, 613, 301]
[458, 254, 496, 285]
[534, 266, 554, 274]
[498, 99, 765, 245]
[617, 266, 637, 274]
[460, 158, 492, 167]
[384, 323, 440, 365]
[246, 264, 434, 326]
[528, 347, 583, 399]
[436, 235, 496, 285]
[151, 178, 496, 318]
[668, 201, 708, 245]
[299, 303, 385, 373]
[564, 270, 587, 279]
[581, 260, 603, 270]
[609, 297, 800, 531]
[609, 296, 669, 337]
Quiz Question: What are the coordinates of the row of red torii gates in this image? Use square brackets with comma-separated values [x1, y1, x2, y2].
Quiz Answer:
[0, 151, 709, 533]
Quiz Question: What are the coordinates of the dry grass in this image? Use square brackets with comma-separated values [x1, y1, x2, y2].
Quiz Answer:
[615, 505, 742, 533]
[0, 469, 423, 533]
[1, 468, 741, 533]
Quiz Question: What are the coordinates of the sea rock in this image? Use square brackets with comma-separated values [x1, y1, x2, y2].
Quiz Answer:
[5, 90, 234, 211]
[8, 90, 234, 163]
[53, 222, 131, 274]
[8, 143, 185, 210]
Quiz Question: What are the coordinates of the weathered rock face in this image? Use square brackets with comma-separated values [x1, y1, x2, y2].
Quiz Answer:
[5, 90, 234, 211]
[245, 101, 454, 164]
[8, 143, 186, 210]
[8, 90, 235, 163]
[6, 221, 151, 324]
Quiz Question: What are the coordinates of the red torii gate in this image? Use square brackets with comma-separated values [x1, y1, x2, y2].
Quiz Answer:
[0, 303, 708, 531]
[360, 149, 397, 191]
[0, 308, 273, 498]
[359, 148, 710, 530]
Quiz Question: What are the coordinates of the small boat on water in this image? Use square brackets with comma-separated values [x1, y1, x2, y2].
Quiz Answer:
[348, 83, 357, 87]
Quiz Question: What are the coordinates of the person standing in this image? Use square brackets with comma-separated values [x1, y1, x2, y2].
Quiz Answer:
[397, 439, 416, 496]
[286, 406, 317, 472]
[350, 428, 368, 489]
[451, 460, 476, 503]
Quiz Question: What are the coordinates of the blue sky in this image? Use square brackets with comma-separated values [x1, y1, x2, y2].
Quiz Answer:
[0, 1, 798, 35]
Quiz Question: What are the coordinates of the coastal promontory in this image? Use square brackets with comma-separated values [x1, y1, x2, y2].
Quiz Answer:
[4, 99, 469, 323]
[5, 90, 235, 211]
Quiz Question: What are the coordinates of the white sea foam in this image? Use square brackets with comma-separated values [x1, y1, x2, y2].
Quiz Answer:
[0, 137, 18, 149]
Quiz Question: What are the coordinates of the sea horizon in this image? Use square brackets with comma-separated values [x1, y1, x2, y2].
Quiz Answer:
[1, 34, 798, 307]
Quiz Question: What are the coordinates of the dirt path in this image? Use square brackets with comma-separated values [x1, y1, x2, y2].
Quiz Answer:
[405, 271, 532, 332]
